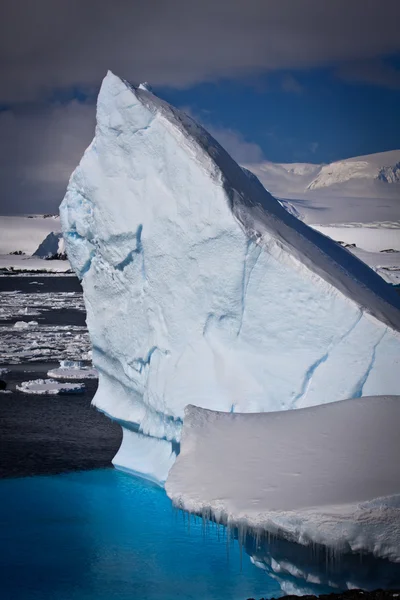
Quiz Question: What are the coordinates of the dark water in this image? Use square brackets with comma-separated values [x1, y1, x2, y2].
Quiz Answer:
[0, 275, 82, 294]
[0, 364, 280, 599]
[0, 363, 121, 478]
[1, 275, 399, 599]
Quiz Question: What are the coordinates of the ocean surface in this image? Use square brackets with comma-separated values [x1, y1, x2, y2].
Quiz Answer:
[1, 274, 399, 599]
[0, 274, 281, 600]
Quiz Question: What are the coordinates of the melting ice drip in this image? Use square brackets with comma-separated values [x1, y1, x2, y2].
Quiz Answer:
[166, 401, 400, 590]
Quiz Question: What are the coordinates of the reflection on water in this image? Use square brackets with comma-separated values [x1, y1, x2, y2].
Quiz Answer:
[244, 528, 400, 595]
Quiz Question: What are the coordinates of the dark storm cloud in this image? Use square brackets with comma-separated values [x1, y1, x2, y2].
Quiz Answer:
[1, 0, 400, 213]
[1, 0, 400, 102]
[0, 102, 95, 214]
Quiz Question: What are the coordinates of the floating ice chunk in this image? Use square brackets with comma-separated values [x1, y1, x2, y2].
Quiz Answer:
[13, 321, 38, 329]
[16, 378, 85, 395]
[166, 398, 400, 563]
[33, 231, 66, 259]
[0, 368, 9, 376]
[48, 360, 98, 379]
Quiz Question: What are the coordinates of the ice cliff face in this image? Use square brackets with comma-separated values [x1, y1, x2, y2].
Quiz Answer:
[60, 72, 400, 483]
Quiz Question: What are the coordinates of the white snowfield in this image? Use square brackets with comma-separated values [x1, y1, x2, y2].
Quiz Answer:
[246, 150, 400, 220]
[247, 152, 400, 284]
[310, 224, 400, 285]
[61, 71, 400, 484]
[166, 399, 400, 563]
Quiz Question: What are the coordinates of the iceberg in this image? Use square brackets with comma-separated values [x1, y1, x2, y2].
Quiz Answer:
[166, 399, 400, 569]
[33, 231, 66, 260]
[60, 71, 400, 483]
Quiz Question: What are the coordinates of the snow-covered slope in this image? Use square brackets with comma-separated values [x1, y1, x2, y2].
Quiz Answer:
[60, 72, 400, 483]
[247, 150, 400, 200]
[307, 151, 400, 190]
[166, 400, 400, 572]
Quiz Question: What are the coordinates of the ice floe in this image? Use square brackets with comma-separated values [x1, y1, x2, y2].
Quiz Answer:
[16, 378, 85, 395]
[47, 360, 98, 379]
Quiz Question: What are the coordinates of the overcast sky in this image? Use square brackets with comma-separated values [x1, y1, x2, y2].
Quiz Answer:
[1, 0, 400, 214]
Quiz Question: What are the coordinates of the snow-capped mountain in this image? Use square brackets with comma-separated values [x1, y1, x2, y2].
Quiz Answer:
[247, 149, 400, 199]
[307, 150, 400, 190]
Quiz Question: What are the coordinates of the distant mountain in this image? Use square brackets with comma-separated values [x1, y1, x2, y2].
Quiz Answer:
[246, 150, 400, 226]
[247, 149, 400, 196]
[307, 150, 400, 190]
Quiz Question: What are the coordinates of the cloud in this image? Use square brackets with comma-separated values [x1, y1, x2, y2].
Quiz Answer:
[0, 101, 95, 214]
[181, 107, 265, 164]
[208, 126, 265, 164]
[336, 59, 400, 90]
[1, 0, 400, 102]
[2, 0, 400, 213]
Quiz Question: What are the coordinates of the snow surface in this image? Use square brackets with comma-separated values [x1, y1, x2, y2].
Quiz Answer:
[307, 224, 400, 285]
[246, 150, 400, 225]
[166, 399, 400, 563]
[16, 378, 85, 395]
[0, 254, 71, 273]
[61, 71, 400, 481]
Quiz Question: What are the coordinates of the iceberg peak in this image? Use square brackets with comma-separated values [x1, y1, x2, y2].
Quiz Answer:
[60, 73, 400, 483]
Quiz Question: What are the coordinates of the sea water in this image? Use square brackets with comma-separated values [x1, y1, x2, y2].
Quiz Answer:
[0, 469, 282, 600]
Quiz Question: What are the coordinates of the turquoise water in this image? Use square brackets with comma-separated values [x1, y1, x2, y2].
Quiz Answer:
[0, 469, 281, 600]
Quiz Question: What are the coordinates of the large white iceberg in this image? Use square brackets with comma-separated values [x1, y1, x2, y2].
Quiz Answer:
[60, 71, 400, 483]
